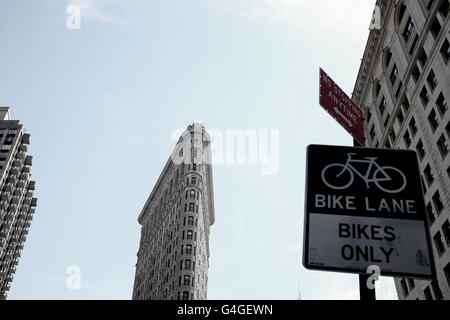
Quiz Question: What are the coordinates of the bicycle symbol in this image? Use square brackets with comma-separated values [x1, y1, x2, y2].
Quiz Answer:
[321, 153, 407, 194]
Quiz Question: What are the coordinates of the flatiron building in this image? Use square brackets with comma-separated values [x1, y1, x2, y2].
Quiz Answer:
[132, 123, 215, 300]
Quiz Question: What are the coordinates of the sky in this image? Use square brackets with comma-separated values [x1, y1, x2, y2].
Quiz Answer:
[0, 0, 398, 299]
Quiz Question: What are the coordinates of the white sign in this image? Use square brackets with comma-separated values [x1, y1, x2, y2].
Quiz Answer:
[303, 145, 435, 279]
[308, 214, 432, 276]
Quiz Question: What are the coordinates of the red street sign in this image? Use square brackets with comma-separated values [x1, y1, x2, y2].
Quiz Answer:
[319, 68, 365, 145]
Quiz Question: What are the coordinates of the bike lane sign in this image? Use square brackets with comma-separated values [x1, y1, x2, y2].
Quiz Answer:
[303, 144, 436, 279]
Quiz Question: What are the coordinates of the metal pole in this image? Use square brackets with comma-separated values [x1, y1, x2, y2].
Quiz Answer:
[359, 273, 376, 301]
[352, 138, 376, 301]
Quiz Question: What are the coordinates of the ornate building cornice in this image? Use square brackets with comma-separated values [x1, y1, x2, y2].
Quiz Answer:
[352, 0, 395, 108]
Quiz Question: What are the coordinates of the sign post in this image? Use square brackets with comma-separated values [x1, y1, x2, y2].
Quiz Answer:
[303, 145, 436, 294]
[353, 140, 376, 301]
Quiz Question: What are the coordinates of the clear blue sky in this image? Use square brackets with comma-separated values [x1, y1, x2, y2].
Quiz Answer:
[0, 0, 397, 299]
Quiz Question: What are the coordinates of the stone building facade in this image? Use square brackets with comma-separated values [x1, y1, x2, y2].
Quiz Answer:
[352, 0, 450, 300]
[0, 107, 37, 300]
[132, 123, 215, 300]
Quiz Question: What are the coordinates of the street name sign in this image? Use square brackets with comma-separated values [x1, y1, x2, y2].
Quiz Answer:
[319, 68, 365, 145]
[303, 144, 435, 279]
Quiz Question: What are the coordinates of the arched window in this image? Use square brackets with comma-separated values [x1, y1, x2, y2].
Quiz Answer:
[372, 78, 381, 101]
[398, 3, 407, 26]
[190, 190, 196, 199]
[384, 47, 392, 70]
[390, 64, 399, 85]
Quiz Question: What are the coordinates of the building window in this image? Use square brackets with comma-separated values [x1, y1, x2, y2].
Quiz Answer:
[436, 93, 448, 115]
[397, 109, 404, 124]
[444, 262, 450, 288]
[421, 86, 431, 107]
[187, 230, 193, 240]
[426, 202, 436, 224]
[431, 280, 443, 300]
[188, 216, 194, 226]
[426, 69, 438, 91]
[183, 275, 190, 286]
[424, 164, 434, 186]
[442, 220, 450, 246]
[389, 129, 396, 144]
[379, 97, 386, 114]
[395, 81, 403, 99]
[398, 4, 407, 24]
[409, 117, 418, 136]
[190, 190, 196, 199]
[407, 278, 415, 290]
[185, 259, 191, 270]
[401, 96, 410, 112]
[423, 286, 434, 300]
[430, 17, 442, 38]
[428, 109, 440, 132]
[438, 0, 449, 18]
[370, 125, 376, 140]
[390, 64, 399, 85]
[188, 203, 195, 212]
[412, 64, 420, 82]
[441, 38, 450, 64]
[437, 134, 449, 157]
[185, 245, 192, 254]
[383, 115, 391, 130]
[182, 291, 189, 300]
[422, 176, 428, 194]
[400, 278, 409, 297]
[432, 190, 444, 213]
[402, 17, 414, 42]
[403, 131, 411, 147]
[409, 34, 419, 55]
[385, 50, 392, 68]
[4, 135, 14, 145]
[374, 81, 381, 99]
[418, 48, 428, 67]
[433, 231, 446, 256]
[191, 177, 196, 185]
